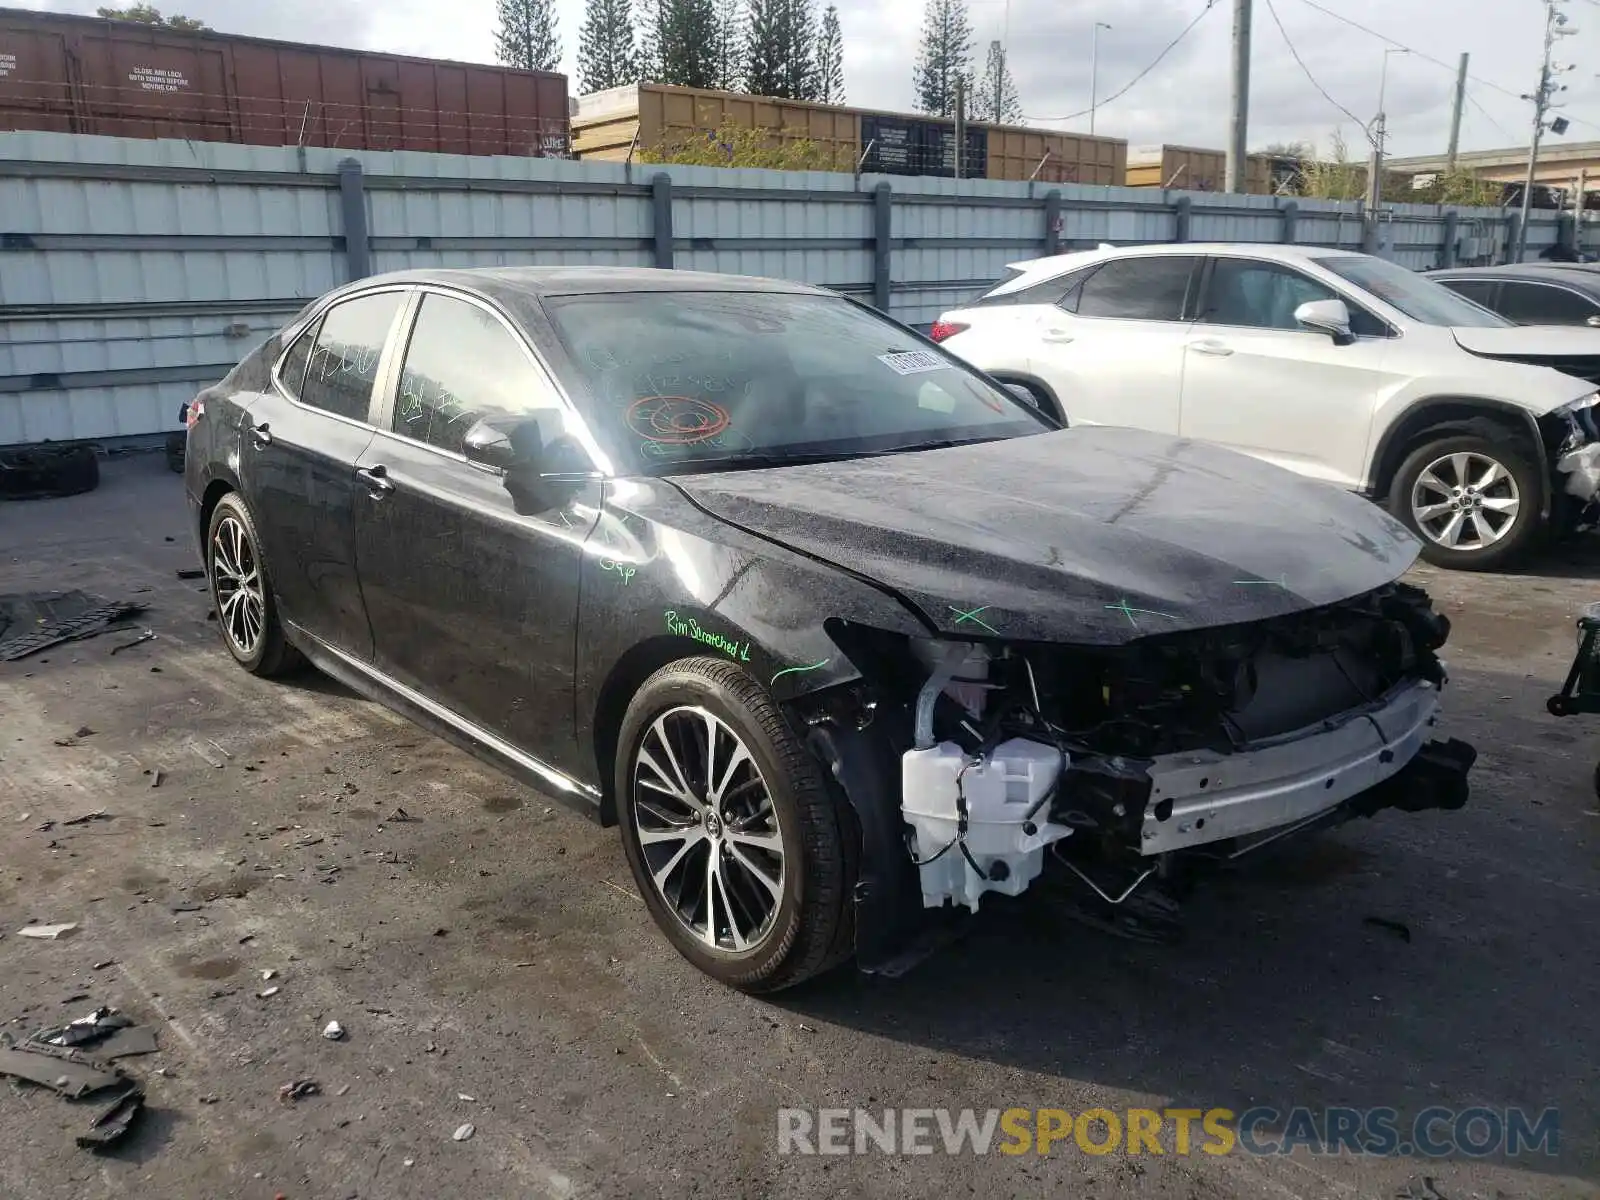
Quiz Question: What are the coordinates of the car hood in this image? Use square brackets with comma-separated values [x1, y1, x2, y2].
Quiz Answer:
[1452, 325, 1600, 357]
[672, 428, 1420, 646]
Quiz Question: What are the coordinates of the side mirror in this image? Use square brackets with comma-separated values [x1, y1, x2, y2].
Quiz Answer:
[1295, 299, 1354, 344]
[461, 418, 521, 471]
[1003, 383, 1041, 409]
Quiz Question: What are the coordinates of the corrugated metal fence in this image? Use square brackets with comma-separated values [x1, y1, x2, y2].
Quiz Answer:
[0, 130, 1565, 446]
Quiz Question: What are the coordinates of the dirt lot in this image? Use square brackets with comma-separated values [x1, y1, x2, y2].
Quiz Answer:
[0, 454, 1596, 1199]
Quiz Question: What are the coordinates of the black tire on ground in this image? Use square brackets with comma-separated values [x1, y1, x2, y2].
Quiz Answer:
[205, 492, 304, 677]
[1388, 432, 1545, 571]
[615, 657, 854, 993]
[0, 444, 99, 500]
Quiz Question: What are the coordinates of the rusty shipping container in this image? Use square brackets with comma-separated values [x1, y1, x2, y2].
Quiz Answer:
[0, 6, 570, 156]
[573, 82, 1127, 185]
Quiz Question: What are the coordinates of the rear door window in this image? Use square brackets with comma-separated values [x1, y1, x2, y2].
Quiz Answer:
[297, 292, 406, 423]
[1074, 256, 1200, 321]
[1438, 278, 1498, 309]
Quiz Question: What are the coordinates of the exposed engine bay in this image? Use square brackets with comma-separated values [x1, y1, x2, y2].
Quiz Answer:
[817, 583, 1476, 918]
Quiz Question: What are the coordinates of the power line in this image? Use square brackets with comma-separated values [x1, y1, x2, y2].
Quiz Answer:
[1294, 0, 1521, 101]
[1261, 0, 1374, 142]
[1020, 0, 1219, 125]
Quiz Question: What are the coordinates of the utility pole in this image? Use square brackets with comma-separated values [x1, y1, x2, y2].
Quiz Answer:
[1366, 48, 1409, 252]
[1518, 0, 1577, 261]
[1446, 52, 1469, 173]
[1226, 0, 1252, 193]
[990, 40, 1004, 124]
[1089, 22, 1111, 136]
[953, 77, 966, 180]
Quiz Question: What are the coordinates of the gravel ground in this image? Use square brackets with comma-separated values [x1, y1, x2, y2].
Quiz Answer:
[0, 453, 1595, 1200]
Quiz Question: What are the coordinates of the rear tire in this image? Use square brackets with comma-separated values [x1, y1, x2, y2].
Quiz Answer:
[1389, 433, 1543, 571]
[206, 492, 303, 677]
[615, 657, 853, 992]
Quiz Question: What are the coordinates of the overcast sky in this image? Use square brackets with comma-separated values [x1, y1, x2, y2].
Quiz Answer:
[24, 0, 1600, 160]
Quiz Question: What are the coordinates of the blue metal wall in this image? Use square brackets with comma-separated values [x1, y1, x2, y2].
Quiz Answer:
[0, 130, 1558, 446]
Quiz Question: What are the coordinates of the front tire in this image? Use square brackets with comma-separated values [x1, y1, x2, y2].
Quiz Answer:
[615, 657, 853, 992]
[1389, 433, 1543, 571]
[206, 493, 302, 677]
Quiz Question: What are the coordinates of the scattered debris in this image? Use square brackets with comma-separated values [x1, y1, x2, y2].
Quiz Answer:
[62, 810, 113, 827]
[322, 1021, 346, 1041]
[336, 1083, 352, 1097]
[169, 901, 205, 914]
[199, 1093, 220, 1104]
[92, 961, 115, 971]
[208, 739, 233, 759]
[452, 1123, 476, 1142]
[0, 594, 147, 662]
[278, 1079, 320, 1104]
[74, 725, 95, 738]
[34, 1007, 132, 1048]
[191, 742, 226, 769]
[458, 1093, 476, 1102]
[257, 987, 280, 999]
[0, 1037, 126, 1099]
[387, 807, 418, 822]
[1363, 916, 1413, 943]
[149, 769, 163, 789]
[109, 630, 157, 655]
[77, 1086, 145, 1149]
[18, 923, 78, 940]
[261, 969, 276, 981]
[175, 568, 206, 581]
[95, 1026, 160, 1060]
[1396, 1179, 1448, 1200]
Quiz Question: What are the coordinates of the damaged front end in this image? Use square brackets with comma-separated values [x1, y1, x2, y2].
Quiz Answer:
[798, 583, 1476, 966]
[1543, 392, 1600, 527]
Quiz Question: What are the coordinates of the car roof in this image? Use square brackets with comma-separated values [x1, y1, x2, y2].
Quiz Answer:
[987, 242, 1364, 296]
[1427, 263, 1600, 285]
[339, 266, 830, 304]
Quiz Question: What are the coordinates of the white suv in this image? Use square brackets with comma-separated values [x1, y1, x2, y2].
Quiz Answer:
[935, 243, 1600, 570]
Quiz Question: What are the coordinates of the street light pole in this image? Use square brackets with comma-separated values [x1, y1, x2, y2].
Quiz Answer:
[1365, 48, 1409, 249]
[1089, 22, 1112, 136]
[1518, 0, 1574, 261]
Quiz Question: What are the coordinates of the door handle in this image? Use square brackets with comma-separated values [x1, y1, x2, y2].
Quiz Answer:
[249, 421, 272, 447]
[1040, 328, 1075, 344]
[1188, 340, 1234, 357]
[355, 465, 394, 497]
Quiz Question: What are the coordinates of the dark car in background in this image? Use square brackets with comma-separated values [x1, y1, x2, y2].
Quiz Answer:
[182, 267, 1475, 991]
[1428, 263, 1600, 327]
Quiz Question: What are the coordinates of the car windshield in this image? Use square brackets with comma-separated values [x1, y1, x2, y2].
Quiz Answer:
[541, 290, 1048, 475]
[1314, 255, 1512, 328]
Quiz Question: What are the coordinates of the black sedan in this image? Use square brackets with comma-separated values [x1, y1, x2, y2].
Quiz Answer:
[184, 267, 1475, 991]
[1428, 263, 1600, 327]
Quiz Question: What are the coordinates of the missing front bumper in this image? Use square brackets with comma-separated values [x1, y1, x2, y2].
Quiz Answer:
[1136, 678, 1447, 856]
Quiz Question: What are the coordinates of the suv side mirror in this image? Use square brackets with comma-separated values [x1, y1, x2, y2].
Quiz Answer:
[1002, 383, 1040, 409]
[461, 418, 521, 471]
[1295, 298, 1354, 345]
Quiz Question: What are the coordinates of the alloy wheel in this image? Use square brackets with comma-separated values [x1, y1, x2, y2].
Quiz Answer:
[1410, 450, 1521, 551]
[631, 706, 786, 953]
[211, 514, 266, 658]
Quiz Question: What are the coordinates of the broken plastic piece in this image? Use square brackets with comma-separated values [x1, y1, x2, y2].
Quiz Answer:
[77, 1086, 145, 1149]
[17, 923, 78, 940]
[35, 1007, 133, 1049]
[0, 1039, 126, 1099]
[62, 810, 112, 827]
[257, 987, 280, 999]
[322, 1020, 345, 1041]
[96, 1026, 160, 1060]
[453, 1123, 475, 1141]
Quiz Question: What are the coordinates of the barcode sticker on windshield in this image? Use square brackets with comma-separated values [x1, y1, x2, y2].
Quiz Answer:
[878, 350, 949, 376]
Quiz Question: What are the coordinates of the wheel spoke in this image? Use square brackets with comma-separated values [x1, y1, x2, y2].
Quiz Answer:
[637, 745, 701, 814]
[650, 832, 703, 891]
[639, 824, 700, 846]
[1480, 495, 1519, 514]
[1474, 460, 1506, 490]
[708, 741, 753, 807]
[1449, 452, 1473, 488]
[1436, 511, 1466, 548]
[702, 847, 725, 947]
[648, 718, 697, 802]
[727, 827, 783, 853]
[710, 853, 747, 950]
[1414, 500, 1454, 523]
[1415, 468, 1451, 497]
[727, 842, 782, 902]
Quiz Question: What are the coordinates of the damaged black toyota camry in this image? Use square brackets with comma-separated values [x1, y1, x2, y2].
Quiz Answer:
[185, 267, 1476, 992]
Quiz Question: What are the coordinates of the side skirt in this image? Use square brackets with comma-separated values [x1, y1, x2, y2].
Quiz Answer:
[284, 621, 604, 823]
